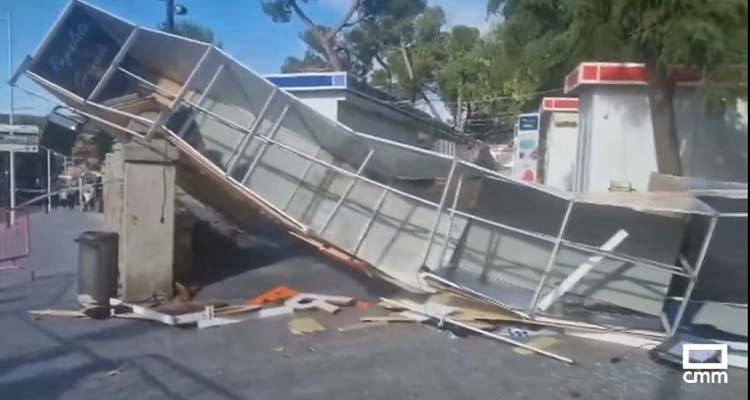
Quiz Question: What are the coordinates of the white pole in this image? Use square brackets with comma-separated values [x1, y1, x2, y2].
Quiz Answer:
[46, 150, 52, 212]
[7, 12, 15, 224]
[78, 176, 83, 211]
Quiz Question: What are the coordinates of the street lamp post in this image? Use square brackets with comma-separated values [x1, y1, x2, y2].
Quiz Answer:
[161, 0, 187, 33]
[1, 12, 15, 224]
[165, 0, 174, 33]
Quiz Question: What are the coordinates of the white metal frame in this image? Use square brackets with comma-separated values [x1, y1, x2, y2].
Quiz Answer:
[18, 0, 736, 338]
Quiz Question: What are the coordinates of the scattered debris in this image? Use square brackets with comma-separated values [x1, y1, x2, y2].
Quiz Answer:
[381, 297, 575, 364]
[174, 282, 190, 302]
[564, 331, 661, 350]
[337, 321, 389, 332]
[501, 327, 558, 340]
[514, 337, 560, 356]
[104, 369, 122, 377]
[355, 301, 371, 310]
[361, 315, 421, 323]
[247, 306, 294, 319]
[288, 317, 326, 335]
[28, 309, 87, 318]
[214, 304, 262, 316]
[249, 286, 300, 306]
[83, 306, 111, 320]
[285, 293, 354, 314]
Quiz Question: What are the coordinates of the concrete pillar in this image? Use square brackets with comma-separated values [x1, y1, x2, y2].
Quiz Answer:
[173, 189, 196, 285]
[103, 144, 124, 232]
[120, 139, 179, 301]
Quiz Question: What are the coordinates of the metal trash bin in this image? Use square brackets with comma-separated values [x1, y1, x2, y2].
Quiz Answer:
[76, 231, 119, 308]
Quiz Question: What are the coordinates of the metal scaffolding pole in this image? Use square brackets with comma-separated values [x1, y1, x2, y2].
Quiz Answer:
[318, 149, 375, 234]
[420, 159, 458, 268]
[669, 215, 719, 336]
[176, 64, 224, 137]
[528, 199, 575, 316]
[353, 188, 389, 255]
[281, 147, 324, 211]
[225, 88, 278, 173]
[87, 28, 139, 102]
[240, 104, 290, 185]
[146, 45, 212, 138]
[437, 173, 464, 268]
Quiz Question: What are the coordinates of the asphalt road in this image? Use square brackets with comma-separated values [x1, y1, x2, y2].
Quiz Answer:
[0, 209, 746, 400]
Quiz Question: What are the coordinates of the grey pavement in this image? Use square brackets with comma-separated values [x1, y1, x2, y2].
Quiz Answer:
[0, 209, 747, 399]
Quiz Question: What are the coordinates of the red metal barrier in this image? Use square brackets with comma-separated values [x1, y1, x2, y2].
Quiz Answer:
[0, 209, 34, 281]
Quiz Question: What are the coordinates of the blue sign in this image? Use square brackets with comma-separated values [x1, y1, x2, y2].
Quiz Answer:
[518, 114, 540, 131]
[266, 73, 348, 90]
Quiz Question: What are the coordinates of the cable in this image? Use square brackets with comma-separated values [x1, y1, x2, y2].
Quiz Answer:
[14, 178, 123, 209]
[403, 87, 564, 107]
[16, 85, 64, 107]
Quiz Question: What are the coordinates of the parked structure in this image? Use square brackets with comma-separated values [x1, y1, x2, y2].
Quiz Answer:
[564, 62, 748, 192]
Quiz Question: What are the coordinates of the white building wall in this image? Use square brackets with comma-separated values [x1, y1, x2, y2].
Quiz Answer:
[573, 85, 748, 193]
[575, 86, 659, 192]
[543, 112, 579, 191]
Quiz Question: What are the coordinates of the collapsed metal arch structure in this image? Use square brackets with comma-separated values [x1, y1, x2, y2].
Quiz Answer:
[14, 0, 743, 335]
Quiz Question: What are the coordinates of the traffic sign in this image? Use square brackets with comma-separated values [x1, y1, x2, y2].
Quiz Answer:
[0, 133, 39, 153]
[0, 124, 40, 134]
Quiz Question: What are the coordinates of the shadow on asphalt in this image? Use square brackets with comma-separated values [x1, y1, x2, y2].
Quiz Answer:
[0, 312, 248, 400]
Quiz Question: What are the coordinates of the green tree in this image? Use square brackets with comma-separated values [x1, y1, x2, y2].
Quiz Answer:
[488, 0, 748, 175]
[261, 0, 363, 71]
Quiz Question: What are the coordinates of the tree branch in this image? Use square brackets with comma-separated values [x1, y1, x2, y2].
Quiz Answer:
[290, 1, 318, 33]
[328, 0, 361, 40]
[419, 90, 443, 120]
[374, 53, 393, 92]
[290, 0, 343, 70]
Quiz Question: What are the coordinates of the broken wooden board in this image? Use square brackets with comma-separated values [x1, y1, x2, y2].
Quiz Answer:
[28, 309, 87, 318]
[289, 317, 326, 335]
[564, 330, 662, 350]
[215, 304, 262, 316]
[337, 321, 389, 332]
[245, 306, 294, 319]
[285, 293, 355, 314]
[198, 317, 242, 329]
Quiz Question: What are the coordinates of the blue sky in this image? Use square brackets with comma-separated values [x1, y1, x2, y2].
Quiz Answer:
[0, 0, 493, 115]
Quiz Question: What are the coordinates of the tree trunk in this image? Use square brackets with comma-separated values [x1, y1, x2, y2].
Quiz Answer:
[645, 61, 683, 176]
[319, 35, 344, 71]
[455, 89, 463, 132]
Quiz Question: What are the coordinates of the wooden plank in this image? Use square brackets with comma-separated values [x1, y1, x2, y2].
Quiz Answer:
[564, 330, 661, 350]
[337, 321, 390, 332]
[215, 304, 262, 316]
[28, 309, 86, 318]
